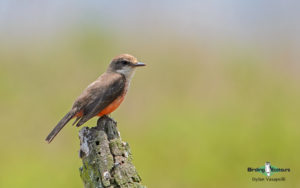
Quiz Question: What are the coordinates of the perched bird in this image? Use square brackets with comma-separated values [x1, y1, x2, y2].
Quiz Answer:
[45, 54, 145, 143]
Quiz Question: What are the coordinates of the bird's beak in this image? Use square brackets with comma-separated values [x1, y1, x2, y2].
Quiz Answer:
[134, 62, 146, 67]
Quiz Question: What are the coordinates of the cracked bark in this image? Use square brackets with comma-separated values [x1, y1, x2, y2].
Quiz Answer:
[79, 116, 145, 188]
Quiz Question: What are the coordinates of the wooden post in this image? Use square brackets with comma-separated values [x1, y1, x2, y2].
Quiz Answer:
[78, 116, 145, 188]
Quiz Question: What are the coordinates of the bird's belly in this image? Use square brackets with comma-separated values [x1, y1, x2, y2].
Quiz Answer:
[97, 94, 125, 116]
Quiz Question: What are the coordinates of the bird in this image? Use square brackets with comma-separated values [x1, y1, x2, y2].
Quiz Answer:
[45, 54, 146, 143]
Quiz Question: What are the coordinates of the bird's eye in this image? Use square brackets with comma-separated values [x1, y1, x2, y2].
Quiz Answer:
[121, 61, 129, 65]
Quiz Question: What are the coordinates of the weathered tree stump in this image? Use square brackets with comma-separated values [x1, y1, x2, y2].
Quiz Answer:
[79, 116, 145, 188]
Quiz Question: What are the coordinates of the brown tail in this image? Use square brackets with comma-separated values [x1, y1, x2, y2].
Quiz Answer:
[45, 110, 76, 143]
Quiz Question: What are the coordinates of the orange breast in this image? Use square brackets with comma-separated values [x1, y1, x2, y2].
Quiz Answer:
[97, 94, 126, 116]
[74, 87, 127, 118]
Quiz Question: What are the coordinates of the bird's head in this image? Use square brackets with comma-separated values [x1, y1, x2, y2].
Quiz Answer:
[107, 54, 146, 78]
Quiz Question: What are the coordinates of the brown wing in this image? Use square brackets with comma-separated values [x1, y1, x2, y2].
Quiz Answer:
[73, 72, 126, 127]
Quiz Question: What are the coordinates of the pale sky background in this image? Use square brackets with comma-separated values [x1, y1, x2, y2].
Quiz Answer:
[0, 1, 299, 65]
[0, 1, 299, 42]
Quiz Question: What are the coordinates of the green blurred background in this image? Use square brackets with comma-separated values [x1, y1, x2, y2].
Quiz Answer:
[0, 1, 300, 187]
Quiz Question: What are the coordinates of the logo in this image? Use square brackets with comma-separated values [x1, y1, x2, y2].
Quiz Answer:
[247, 162, 290, 182]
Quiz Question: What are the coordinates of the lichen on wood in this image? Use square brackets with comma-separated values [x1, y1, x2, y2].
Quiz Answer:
[79, 116, 145, 188]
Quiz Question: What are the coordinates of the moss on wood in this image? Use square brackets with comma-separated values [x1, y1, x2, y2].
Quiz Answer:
[79, 116, 145, 188]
